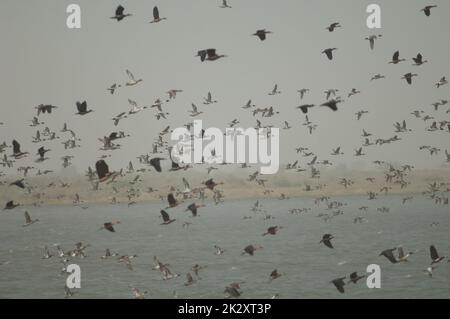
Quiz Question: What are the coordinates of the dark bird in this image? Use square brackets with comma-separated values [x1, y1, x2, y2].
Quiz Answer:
[379, 248, 398, 264]
[150, 157, 164, 172]
[322, 48, 337, 60]
[150, 6, 167, 23]
[241, 244, 263, 256]
[100, 221, 120, 232]
[321, 99, 341, 111]
[421, 5, 437, 17]
[36, 104, 57, 116]
[331, 277, 346, 293]
[160, 210, 176, 225]
[75, 101, 93, 115]
[402, 73, 418, 85]
[252, 29, 272, 41]
[297, 104, 315, 114]
[12, 140, 29, 159]
[196, 49, 227, 62]
[348, 272, 365, 284]
[389, 51, 405, 64]
[262, 226, 283, 236]
[320, 234, 334, 248]
[269, 269, 284, 281]
[111, 5, 132, 21]
[36, 146, 50, 161]
[185, 203, 205, 217]
[204, 178, 223, 190]
[9, 179, 25, 189]
[4, 200, 19, 210]
[95, 160, 112, 182]
[23, 211, 39, 227]
[412, 53, 428, 66]
[326, 22, 341, 32]
[167, 193, 178, 208]
[430, 245, 445, 264]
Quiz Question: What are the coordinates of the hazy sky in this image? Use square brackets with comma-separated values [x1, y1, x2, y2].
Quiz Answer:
[0, 0, 449, 176]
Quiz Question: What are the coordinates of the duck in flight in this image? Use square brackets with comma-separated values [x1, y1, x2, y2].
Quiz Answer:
[11, 140, 29, 159]
[111, 5, 132, 21]
[36, 146, 50, 162]
[9, 179, 25, 189]
[150, 157, 164, 172]
[241, 244, 263, 256]
[253, 29, 272, 41]
[96, 159, 115, 182]
[75, 101, 93, 115]
[371, 74, 385, 81]
[125, 69, 143, 86]
[297, 104, 314, 114]
[365, 34, 382, 50]
[348, 272, 365, 284]
[23, 211, 39, 227]
[297, 89, 310, 99]
[321, 99, 342, 111]
[185, 203, 205, 217]
[389, 51, 406, 64]
[402, 73, 418, 85]
[196, 49, 227, 62]
[150, 6, 167, 23]
[99, 221, 121, 232]
[36, 104, 57, 116]
[268, 84, 281, 95]
[322, 48, 337, 60]
[262, 226, 283, 236]
[421, 5, 437, 17]
[326, 22, 341, 32]
[167, 193, 179, 208]
[429, 245, 445, 264]
[331, 277, 346, 293]
[412, 53, 428, 66]
[160, 210, 176, 225]
[379, 248, 398, 263]
[435, 76, 448, 88]
[320, 234, 334, 248]
[397, 247, 413, 262]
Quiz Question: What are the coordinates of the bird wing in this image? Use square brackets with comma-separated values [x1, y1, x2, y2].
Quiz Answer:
[126, 69, 135, 81]
[95, 160, 110, 180]
[393, 51, 399, 61]
[167, 193, 177, 206]
[116, 5, 125, 16]
[430, 245, 439, 260]
[153, 6, 160, 20]
[12, 140, 21, 154]
[160, 210, 170, 222]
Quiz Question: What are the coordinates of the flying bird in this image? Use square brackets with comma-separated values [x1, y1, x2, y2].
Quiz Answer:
[150, 6, 167, 23]
[421, 5, 437, 17]
[75, 101, 93, 115]
[111, 5, 132, 21]
[320, 234, 334, 248]
[253, 29, 272, 41]
[322, 48, 337, 60]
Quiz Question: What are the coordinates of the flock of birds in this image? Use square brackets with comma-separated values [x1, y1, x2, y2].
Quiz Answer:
[0, 1, 449, 298]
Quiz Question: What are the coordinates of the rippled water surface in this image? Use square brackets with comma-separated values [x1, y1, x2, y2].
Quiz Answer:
[0, 195, 449, 299]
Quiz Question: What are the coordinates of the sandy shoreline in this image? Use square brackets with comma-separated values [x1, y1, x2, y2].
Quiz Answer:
[2, 168, 449, 207]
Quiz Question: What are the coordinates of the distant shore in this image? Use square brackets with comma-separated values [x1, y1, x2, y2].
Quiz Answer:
[1, 168, 449, 207]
